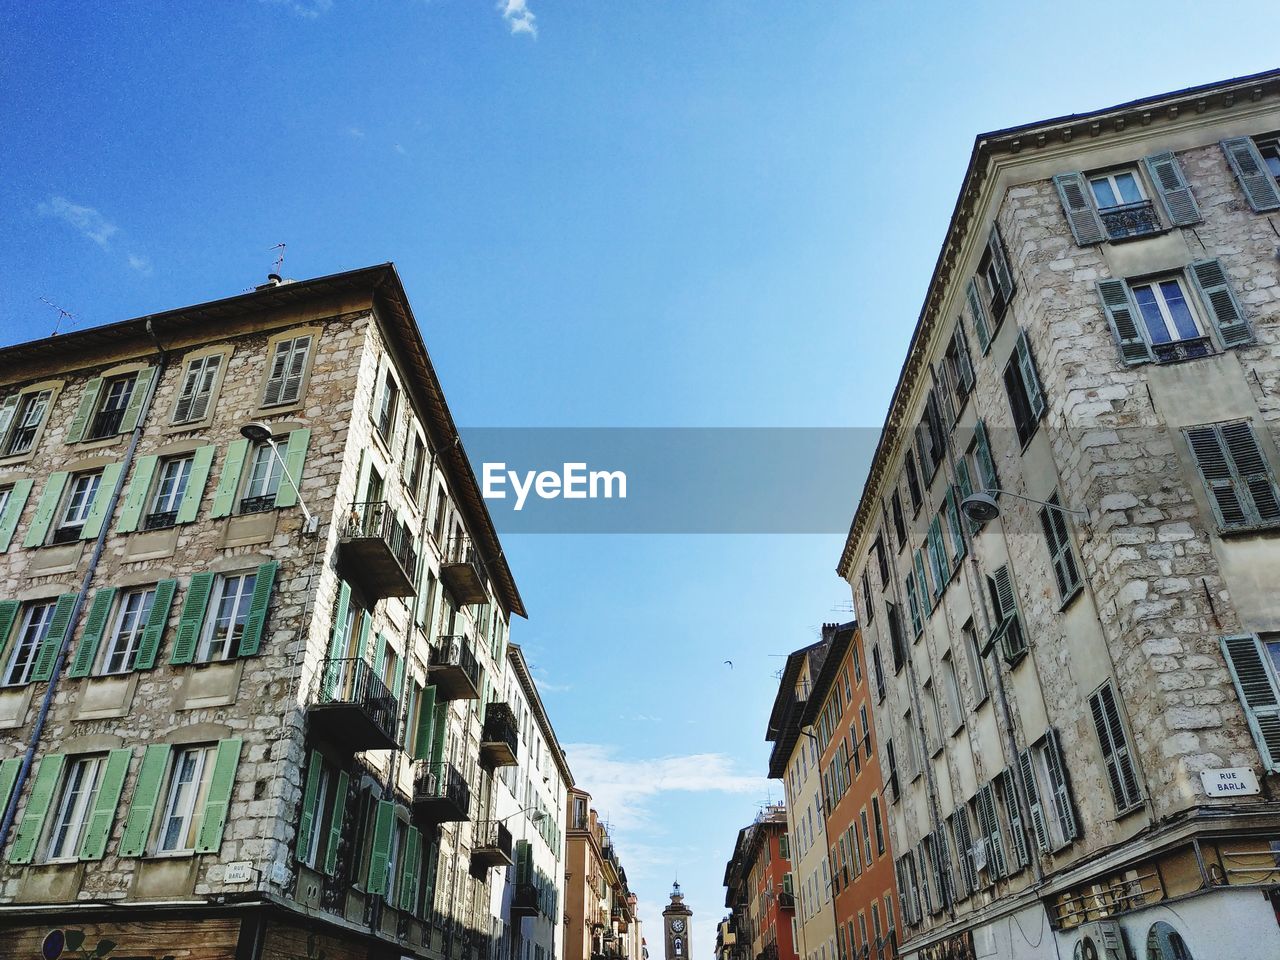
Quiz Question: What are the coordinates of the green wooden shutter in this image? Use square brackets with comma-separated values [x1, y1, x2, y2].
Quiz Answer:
[953, 322, 975, 394]
[133, 579, 177, 671]
[24, 472, 69, 547]
[1044, 728, 1078, 841]
[973, 420, 997, 492]
[1089, 683, 1141, 812]
[966, 278, 990, 355]
[31, 593, 78, 682]
[328, 581, 352, 658]
[237, 561, 278, 656]
[275, 429, 311, 508]
[399, 827, 421, 910]
[371, 632, 387, 680]
[1220, 420, 1280, 524]
[415, 686, 437, 760]
[905, 572, 922, 638]
[0, 757, 21, 814]
[429, 701, 448, 767]
[1186, 425, 1250, 529]
[1188, 259, 1252, 348]
[119, 367, 156, 434]
[210, 438, 249, 518]
[1143, 151, 1200, 226]
[170, 572, 214, 664]
[978, 783, 1007, 878]
[1095, 279, 1154, 365]
[913, 550, 929, 609]
[1221, 634, 1280, 772]
[115, 455, 157, 533]
[194, 737, 242, 853]
[7, 753, 65, 863]
[366, 800, 396, 895]
[323, 770, 349, 876]
[81, 462, 123, 540]
[354, 612, 371, 661]
[945, 487, 965, 563]
[296, 749, 323, 862]
[78, 748, 132, 860]
[1014, 329, 1045, 421]
[1221, 137, 1280, 212]
[177, 445, 215, 524]
[0, 478, 33, 552]
[117, 743, 170, 857]
[515, 839, 532, 883]
[1015, 755, 1047, 855]
[66, 378, 103, 444]
[0, 601, 18, 663]
[68, 588, 116, 678]
[1052, 172, 1106, 245]
[988, 225, 1015, 305]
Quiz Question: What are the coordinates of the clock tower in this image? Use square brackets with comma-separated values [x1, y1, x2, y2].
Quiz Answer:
[662, 881, 693, 960]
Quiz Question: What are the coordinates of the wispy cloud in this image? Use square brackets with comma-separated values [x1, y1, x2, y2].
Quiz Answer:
[38, 196, 118, 249]
[260, 0, 333, 18]
[563, 744, 767, 829]
[344, 126, 365, 138]
[500, 0, 536, 37]
[531, 668, 570, 694]
[127, 253, 153, 276]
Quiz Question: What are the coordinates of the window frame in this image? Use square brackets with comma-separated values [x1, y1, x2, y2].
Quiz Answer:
[170, 352, 227, 426]
[44, 754, 105, 862]
[258, 330, 317, 412]
[2, 600, 57, 687]
[153, 744, 216, 855]
[99, 586, 159, 675]
[196, 570, 260, 663]
[147, 454, 195, 529]
[3, 388, 56, 458]
[56, 470, 103, 541]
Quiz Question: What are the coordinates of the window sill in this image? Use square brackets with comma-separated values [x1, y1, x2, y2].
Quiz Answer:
[1104, 224, 1171, 245]
[1057, 585, 1084, 613]
[1217, 521, 1280, 539]
[78, 431, 127, 448]
[948, 723, 965, 739]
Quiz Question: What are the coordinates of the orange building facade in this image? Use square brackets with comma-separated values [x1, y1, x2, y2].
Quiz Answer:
[803, 623, 902, 960]
[722, 805, 798, 960]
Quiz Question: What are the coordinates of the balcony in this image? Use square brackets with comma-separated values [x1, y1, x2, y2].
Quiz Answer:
[471, 820, 514, 870]
[1100, 199, 1161, 241]
[1153, 335, 1214, 365]
[429, 636, 482, 701]
[777, 891, 795, 910]
[337, 501, 418, 601]
[440, 536, 487, 607]
[480, 702, 519, 768]
[310, 658, 400, 751]
[510, 882, 539, 919]
[612, 906, 629, 930]
[413, 761, 471, 824]
[86, 406, 125, 441]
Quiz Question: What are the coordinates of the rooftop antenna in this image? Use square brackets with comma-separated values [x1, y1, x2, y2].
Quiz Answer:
[269, 242, 286, 275]
[39, 297, 78, 336]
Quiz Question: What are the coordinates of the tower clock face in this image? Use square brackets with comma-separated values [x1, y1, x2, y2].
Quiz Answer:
[671, 920, 685, 933]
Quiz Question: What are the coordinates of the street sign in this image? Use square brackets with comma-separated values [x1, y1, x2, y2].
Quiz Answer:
[223, 861, 253, 883]
[1199, 767, 1260, 797]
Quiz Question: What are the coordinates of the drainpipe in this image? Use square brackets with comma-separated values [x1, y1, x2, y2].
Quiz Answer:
[0, 324, 167, 854]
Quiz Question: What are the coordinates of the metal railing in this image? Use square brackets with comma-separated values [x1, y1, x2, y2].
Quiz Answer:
[430, 635, 481, 688]
[144, 509, 178, 530]
[1153, 335, 1214, 364]
[315, 657, 399, 740]
[87, 407, 125, 441]
[414, 761, 471, 816]
[444, 535, 481, 567]
[239, 493, 277, 515]
[343, 500, 418, 575]
[473, 819, 513, 857]
[481, 702, 518, 752]
[1100, 199, 1161, 240]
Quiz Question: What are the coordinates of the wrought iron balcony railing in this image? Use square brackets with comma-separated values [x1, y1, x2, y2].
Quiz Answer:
[1100, 199, 1161, 241]
[480, 702, 519, 767]
[87, 406, 125, 441]
[413, 761, 471, 823]
[337, 500, 418, 599]
[1153, 335, 1214, 364]
[429, 635, 482, 700]
[440, 535, 488, 606]
[311, 657, 400, 751]
[471, 820, 514, 868]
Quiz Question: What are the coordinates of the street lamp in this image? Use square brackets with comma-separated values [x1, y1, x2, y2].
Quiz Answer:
[960, 489, 1086, 524]
[239, 421, 319, 534]
[497, 806, 547, 824]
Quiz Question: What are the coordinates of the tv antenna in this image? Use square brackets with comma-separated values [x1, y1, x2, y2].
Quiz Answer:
[39, 297, 78, 336]
[269, 242, 286, 274]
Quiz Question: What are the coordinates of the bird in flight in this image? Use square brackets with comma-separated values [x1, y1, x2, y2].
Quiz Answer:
[724, 660, 733, 669]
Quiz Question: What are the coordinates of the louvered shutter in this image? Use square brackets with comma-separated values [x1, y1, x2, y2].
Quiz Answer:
[7, 753, 65, 864]
[0, 757, 21, 815]
[133, 579, 176, 670]
[415, 685, 437, 760]
[275, 428, 311, 508]
[1187, 425, 1249, 528]
[1095, 279, 1154, 365]
[1015, 757, 1047, 855]
[119, 367, 156, 434]
[323, 581, 352, 700]
[171, 572, 214, 664]
[1221, 634, 1280, 772]
[1188, 259, 1252, 348]
[324, 770, 349, 876]
[966, 278, 991, 354]
[176, 446, 215, 524]
[210, 438, 249, 518]
[1044, 728, 1079, 841]
[400, 827, 422, 911]
[973, 420, 997, 492]
[194, 737, 242, 853]
[978, 783, 1007, 878]
[1221, 420, 1280, 524]
[117, 743, 169, 857]
[905, 573, 922, 637]
[366, 800, 396, 895]
[1039, 501, 1080, 600]
[237, 561, 278, 656]
[0, 395, 18, 445]
[1221, 137, 1280, 212]
[23, 472, 69, 547]
[296, 749, 323, 861]
[913, 550, 929, 611]
[991, 565, 1016, 623]
[953, 322, 975, 393]
[1014, 329, 1045, 420]
[988, 225, 1016, 306]
[0, 601, 19, 662]
[68, 588, 116, 678]
[31, 593, 78, 682]
[0, 478, 33, 552]
[116, 455, 157, 533]
[945, 487, 965, 563]
[1089, 682, 1141, 811]
[66, 379, 103, 444]
[78, 748, 131, 860]
[80, 463, 122, 540]
[1143, 151, 1201, 226]
[1052, 172, 1107, 245]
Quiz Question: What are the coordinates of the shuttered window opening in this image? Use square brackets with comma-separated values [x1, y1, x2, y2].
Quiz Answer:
[860, 571, 874, 625]
[1002, 329, 1045, 448]
[975, 782, 1008, 880]
[262, 335, 312, 407]
[1039, 492, 1082, 603]
[117, 738, 242, 857]
[14, 749, 132, 863]
[887, 602, 906, 675]
[170, 562, 278, 666]
[904, 452, 923, 514]
[948, 809, 976, 897]
[210, 429, 311, 519]
[1, 389, 53, 457]
[172, 354, 223, 424]
[1185, 420, 1280, 531]
[1221, 136, 1280, 212]
[1088, 681, 1143, 813]
[986, 565, 1026, 664]
[1000, 767, 1032, 870]
[1220, 634, 1280, 773]
[296, 749, 351, 876]
[1, 594, 76, 687]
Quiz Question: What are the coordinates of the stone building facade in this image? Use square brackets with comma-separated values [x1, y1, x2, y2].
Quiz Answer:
[837, 70, 1280, 958]
[0, 265, 536, 960]
[721, 804, 798, 960]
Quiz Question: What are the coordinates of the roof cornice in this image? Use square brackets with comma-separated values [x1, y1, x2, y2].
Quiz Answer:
[508, 642, 574, 784]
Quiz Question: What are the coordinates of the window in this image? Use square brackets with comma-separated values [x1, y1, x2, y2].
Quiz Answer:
[1040, 493, 1082, 601]
[1133, 275, 1203, 347]
[100, 587, 157, 674]
[962, 618, 988, 706]
[55, 471, 102, 543]
[241, 442, 283, 513]
[406, 434, 426, 501]
[922, 681, 941, 757]
[1035, 731, 1079, 847]
[4, 390, 52, 456]
[871, 643, 885, 702]
[86, 375, 136, 440]
[890, 491, 906, 548]
[860, 571, 875, 625]
[987, 565, 1026, 663]
[884, 740, 898, 801]
[966, 225, 1015, 353]
[902, 709, 919, 781]
[887, 602, 906, 674]
[851, 642, 862, 686]
[1086, 167, 1162, 240]
[1185, 420, 1280, 531]
[197, 571, 259, 662]
[861, 705, 872, 758]
[904, 454, 922, 513]
[1221, 634, 1280, 773]
[949, 809, 976, 897]
[262, 335, 311, 407]
[148, 455, 193, 529]
[1222, 135, 1280, 213]
[173, 354, 223, 424]
[45, 756, 105, 861]
[871, 795, 885, 855]
[941, 653, 962, 734]
[874, 534, 888, 582]
[974, 782, 1008, 879]
[1002, 330, 1045, 447]
[154, 745, 216, 853]
[1089, 681, 1143, 812]
[3, 601, 57, 686]
[376, 372, 400, 443]
[945, 322, 975, 411]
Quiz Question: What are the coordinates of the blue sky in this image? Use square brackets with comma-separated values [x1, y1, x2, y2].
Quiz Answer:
[2, 0, 1278, 952]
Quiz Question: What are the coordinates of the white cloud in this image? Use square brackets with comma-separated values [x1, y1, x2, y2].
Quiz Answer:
[260, 0, 333, 17]
[500, 0, 536, 36]
[38, 196, 118, 249]
[127, 253, 153, 275]
[344, 126, 366, 138]
[563, 744, 767, 830]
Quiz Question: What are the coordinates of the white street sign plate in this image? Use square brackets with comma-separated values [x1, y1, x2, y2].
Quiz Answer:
[1200, 767, 1260, 797]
